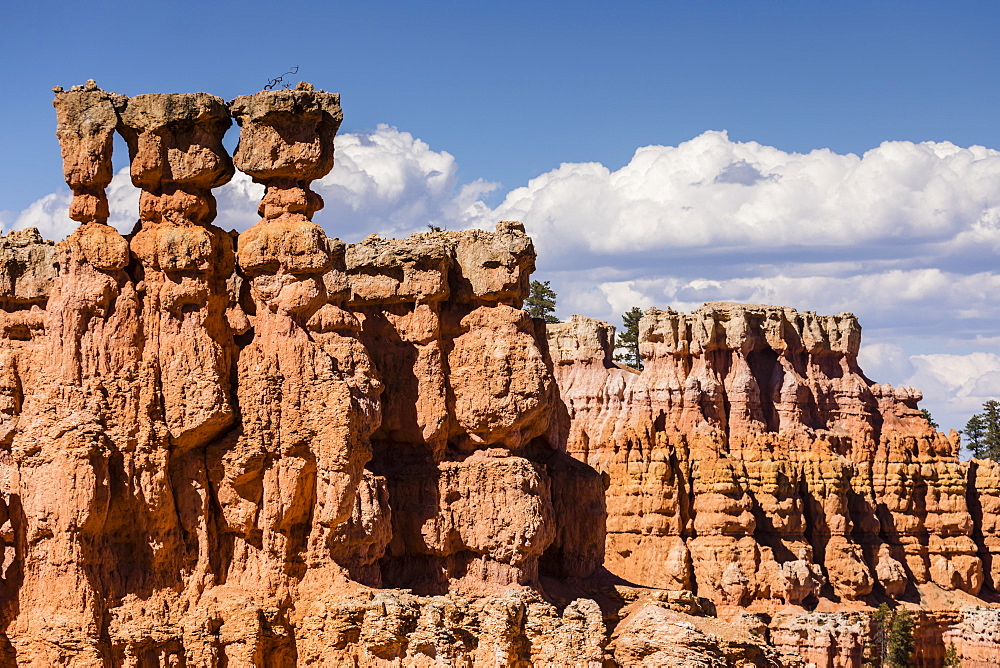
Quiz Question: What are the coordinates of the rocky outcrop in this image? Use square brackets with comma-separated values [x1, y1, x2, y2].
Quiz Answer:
[548, 305, 1000, 663]
[970, 458, 1000, 593]
[0, 81, 998, 666]
[343, 223, 605, 595]
[119, 90, 237, 451]
[548, 307, 971, 600]
[0, 82, 614, 667]
[294, 588, 607, 666]
[943, 608, 1000, 667]
[610, 600, 781, 667]
[768, 612, 865, 668]
[52, 79, 122, 226]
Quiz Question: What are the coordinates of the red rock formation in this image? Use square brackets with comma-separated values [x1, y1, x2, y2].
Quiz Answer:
[52, 79, 121, 226]
[768, 611, 865, 668]
[548, 304, 1000, 664]
[343, 222, 603, 595]
[0, 82, 613, 666]
[1, 82, 998, 666]
[970, 458, 1000, 592]
[609, 595, 783, 667]
[4, 84, 140, 665]
[119, 90, 237, 450]
[222, 84, 385, 618]
[548, 306, 978, 601]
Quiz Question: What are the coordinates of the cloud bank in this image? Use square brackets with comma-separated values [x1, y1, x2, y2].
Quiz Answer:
[460, 132, 1000, 432]
[13, 124, 494, 243]
[9, 128, 1000, 433]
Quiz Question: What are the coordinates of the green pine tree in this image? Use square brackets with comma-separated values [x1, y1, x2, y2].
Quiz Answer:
[943, 641, 961, 667]
[965, 414, 986, 453]
[920, 408, 938, 430]
[965, 399, 1000, 460]
[613, 306, 644, 370]
[886, 609, 915, 667]
[525, 280, 559, 323]
[864, 603, 892, 666]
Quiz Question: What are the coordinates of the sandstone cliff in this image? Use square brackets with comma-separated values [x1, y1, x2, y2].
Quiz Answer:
[0, 81, 628, 667]
[0, 81, 996, 666]
[548, 307, 1000, 665]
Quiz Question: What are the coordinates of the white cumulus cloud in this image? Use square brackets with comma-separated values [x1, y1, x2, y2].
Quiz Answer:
[7, 127, 1000, 434]
[473, 131, 1000, 264]
[9, 124, 492, 243]
[903, 353, 1000, 437]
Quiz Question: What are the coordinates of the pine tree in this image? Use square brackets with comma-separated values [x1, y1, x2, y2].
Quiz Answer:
[613, 306, 644, 370]
[943, 642, 961, 667]
[886, 609, 915, 667]
[965, 399, 1000, 460]
[525, 280, 559, 323]
[920, 408, 938, 430]
[865, 603, 892, 666]
[864, 604, 916, 667]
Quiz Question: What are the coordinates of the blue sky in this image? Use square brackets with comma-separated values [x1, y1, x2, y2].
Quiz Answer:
[4, 1, 1000, 435]
[5, 1, 1000, 210]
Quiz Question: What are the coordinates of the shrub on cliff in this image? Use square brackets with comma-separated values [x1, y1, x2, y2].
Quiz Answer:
[943, 642, 961, 667]
[965, 399, 1000, 460]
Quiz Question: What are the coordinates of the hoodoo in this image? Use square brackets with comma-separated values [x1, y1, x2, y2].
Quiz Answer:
[549, 307, 1000, 665]
[0, 82, 995, 666]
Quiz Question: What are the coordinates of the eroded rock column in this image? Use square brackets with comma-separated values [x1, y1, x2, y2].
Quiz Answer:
[5, 82, 139, 665]
[348, 222, 592, 593]
[118, 92, 237, 450]
[219, 85, 384, 621]
[93, 93, 242, 661]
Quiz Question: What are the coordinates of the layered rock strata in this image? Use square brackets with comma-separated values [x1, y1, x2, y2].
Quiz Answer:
[0, 82, 613, 667]
[0, 81, 998, 666]
[548, 306, 1000, 664]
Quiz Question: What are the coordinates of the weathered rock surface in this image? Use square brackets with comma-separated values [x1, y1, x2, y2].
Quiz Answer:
[943, 608, 1000, 667]
[548, 305, 1000, 664]
[0, 82, 998, 666]
[0, 82, 612, 667]
[768, 612, 865, 668]
[609, 598, 783, 667]
[52, 79, 123, 225]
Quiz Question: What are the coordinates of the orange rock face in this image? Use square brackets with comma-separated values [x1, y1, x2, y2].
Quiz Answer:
[0, 83, 611, 666]
[1, 82, 998, 666]
[342, 222, 604, 595]
[548, 305, 1000, 663]
[548, 306, 961, 599]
